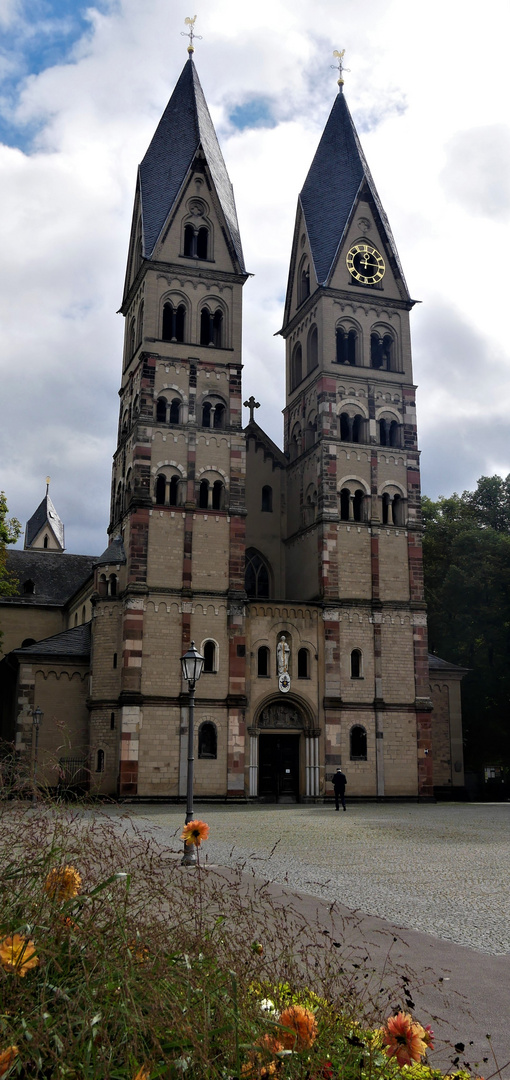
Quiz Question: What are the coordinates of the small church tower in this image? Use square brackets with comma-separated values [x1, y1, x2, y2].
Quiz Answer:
[279, 58, 432, 797]
[88, 43, 249, 797]
[24, 478, 65, 552]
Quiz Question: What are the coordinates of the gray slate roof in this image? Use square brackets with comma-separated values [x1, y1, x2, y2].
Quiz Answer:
[4, 550, 96, 606]
[139, 58, 245, 271]
[299, 89, 407, 288]
[14, 623, 91, 659]
[96, 534, 126, 568]
[25, 494, 64, 549]
[428, 653, 468, 675]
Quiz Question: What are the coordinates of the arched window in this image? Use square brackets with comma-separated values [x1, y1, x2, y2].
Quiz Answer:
[197, 226, 209, 259]
[198, 722, 217, 759]
[371, 332, 394, 371]
[43, 535, 49, 549]
[200, 307, 223, 347]
[304, 417, 317, 450]
[109, 574, 117, 597]
[213, 403, 226, 429]
[340, 413, 365, 443]
[353, 489, 365, 522]
[257, 646, 270, 677]
[162, 302, 186, 343]
[393, 493, 404, 526]
[156, 397, 167, 423]
[98, 574, 107, 597]
[340, 488, 350, 521]
[261, 485, 273, 512]
[184, 224, 210, 260]
[169, 475, 179, 506]
[184, 223, 195, 257]
[289, 423, 301, 461]
[212, 309, 223, 347]
[21, 637, 36, 648]
[137, 301, 144, 347]
[23, 579, 35, 595]
[350, 649, 362, 679]
[350, 725, 367, 760]
[336, 327, 357, 365]
[290, 342, 302, 390]
[199, 480, 209, 509]
[203, 640, 217, 673]
[155, 474, 166, 504]
[245, 549, 270, 598]
[352, 415, 363, 443]
[96, 749, 105, 773]
[129, 317, 136, 357]
[82, 605, 86, 624]
[307, 325, 318, 372]
[298, 261, 310, 305]
[202, 402, 212, 428]
[212, 480, 224, 511]
[382, 491, 391, 525]
[297, 648, 309, 678]
[169, 398, 181, 424]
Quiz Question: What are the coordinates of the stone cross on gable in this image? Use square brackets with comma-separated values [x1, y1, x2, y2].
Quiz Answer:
[243, 396, 260, 423]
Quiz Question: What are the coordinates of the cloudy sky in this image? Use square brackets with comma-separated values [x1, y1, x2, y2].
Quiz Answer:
[1, 0, 509, 554]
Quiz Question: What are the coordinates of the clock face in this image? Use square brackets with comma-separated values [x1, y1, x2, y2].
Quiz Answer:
[346, 243, 385, 285]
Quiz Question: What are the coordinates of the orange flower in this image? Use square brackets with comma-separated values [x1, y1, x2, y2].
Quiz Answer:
[0, 934, 39, 977]
[279, 1004, 318, 1050]
[132, 1067, 150, 1080]
[181, 820, 210, 847]
[45, 865, 82, 901]
[0, 1047, 18, 1077]
[382, 1012, 427, 1066]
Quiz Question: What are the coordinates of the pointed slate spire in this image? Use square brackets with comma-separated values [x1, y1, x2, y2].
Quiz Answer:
[138, 57, 245, 272]
[24, 483, 64, 551]
[299, 89, 407, 289]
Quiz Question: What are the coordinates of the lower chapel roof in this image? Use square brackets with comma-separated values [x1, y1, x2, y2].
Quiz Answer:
[3, 550, 97, 607]
[13, 623, 91, 659]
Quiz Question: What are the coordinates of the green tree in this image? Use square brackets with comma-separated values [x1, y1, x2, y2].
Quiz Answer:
[422, 480, 510, 778]
[0, 492, 21, 598]
[0, 493, 21, 653]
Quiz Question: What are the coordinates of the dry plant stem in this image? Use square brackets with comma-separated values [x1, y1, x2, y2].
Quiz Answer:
[0, 776, 482, 1079]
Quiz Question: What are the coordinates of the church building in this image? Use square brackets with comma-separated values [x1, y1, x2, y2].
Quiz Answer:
[0, 45, 466, 802]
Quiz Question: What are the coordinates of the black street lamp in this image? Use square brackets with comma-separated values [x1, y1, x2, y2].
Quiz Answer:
[32, 706, 43, 806]
[180, 641, 204, 866]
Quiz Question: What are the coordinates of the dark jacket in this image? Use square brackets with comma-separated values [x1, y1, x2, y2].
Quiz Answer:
[333, 770, 347, 792]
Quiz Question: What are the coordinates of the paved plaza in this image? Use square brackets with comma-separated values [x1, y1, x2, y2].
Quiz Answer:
[109, 800, 510, 956]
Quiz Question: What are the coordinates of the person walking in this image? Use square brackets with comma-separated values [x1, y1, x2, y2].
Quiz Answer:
[333, 767, 347, 811]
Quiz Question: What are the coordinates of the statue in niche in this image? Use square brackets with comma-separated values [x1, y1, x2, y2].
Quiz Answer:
[277, 635, 291, 693]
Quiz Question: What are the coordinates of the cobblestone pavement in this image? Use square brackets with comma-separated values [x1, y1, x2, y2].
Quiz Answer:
[106, 801, 510, 956]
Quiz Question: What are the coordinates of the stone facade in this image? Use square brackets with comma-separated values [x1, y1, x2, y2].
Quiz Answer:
[0, 55, 466, 801]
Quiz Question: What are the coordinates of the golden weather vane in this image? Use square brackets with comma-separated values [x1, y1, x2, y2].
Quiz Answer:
[332, 49, 350, 90]
[182, 15, 202, 55]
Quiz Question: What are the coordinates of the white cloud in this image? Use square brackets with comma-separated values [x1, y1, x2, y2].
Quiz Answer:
[1, 0, 510, 552]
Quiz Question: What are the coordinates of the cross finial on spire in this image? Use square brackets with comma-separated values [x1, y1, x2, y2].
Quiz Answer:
[182, 15, 202, 55]
[46, 476, 50, 495]
[332, 49, 349, 92]
[243, 396, 260, 423]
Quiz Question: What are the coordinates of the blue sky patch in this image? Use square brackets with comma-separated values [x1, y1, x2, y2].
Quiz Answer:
[0, 0, 107, 148]
[229, 96, 277, 132]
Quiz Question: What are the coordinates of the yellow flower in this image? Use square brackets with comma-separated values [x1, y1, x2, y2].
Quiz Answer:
[0, 1046, 18, 1077]
[181, 820, 210, 847]
[45, 865, 82, 901]
[279, 1004, 318, 1050]
[0, 934, 39, 977]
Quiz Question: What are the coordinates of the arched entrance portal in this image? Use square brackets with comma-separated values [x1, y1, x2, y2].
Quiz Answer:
[259, 733, 300, 802]
[249, 698, 320, 803]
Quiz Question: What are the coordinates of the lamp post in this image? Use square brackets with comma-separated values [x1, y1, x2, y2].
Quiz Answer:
[32, 706, 43, 806]
[180, 641, 204, 866]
